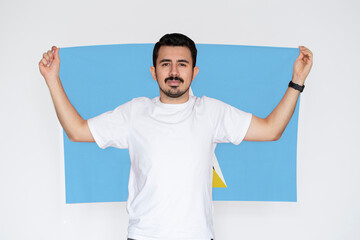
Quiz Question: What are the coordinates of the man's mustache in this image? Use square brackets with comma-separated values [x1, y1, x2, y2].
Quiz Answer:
[165, 76, 184, 83]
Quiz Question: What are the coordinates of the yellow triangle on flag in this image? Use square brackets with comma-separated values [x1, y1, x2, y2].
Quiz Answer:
[212, 168, 227, 188]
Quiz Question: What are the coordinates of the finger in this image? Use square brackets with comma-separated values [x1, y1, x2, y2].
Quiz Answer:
[301, 46, 312, 53]
[41, 57, 48, 66]
[299, 45, 309, 50]
[302, 50, 313, 60]
[299, 46, 308, 53]
[299, 48, 313, 60]
[296, 49, 305, 59]
[53, 46, 60, 60]
[47, 49, 54, 60]
[43, 52, 50, 62]
[300, 46, 313, 55]
[301, 48, 312, 55]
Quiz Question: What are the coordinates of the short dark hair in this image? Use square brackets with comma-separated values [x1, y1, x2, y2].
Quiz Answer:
[153, 33, 197, 68]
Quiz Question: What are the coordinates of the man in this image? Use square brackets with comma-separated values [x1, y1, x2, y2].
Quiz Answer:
[39, 33, 313, 240]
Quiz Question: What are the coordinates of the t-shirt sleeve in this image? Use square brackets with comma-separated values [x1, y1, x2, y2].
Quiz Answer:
[87, 101, 132, 149]
[213, 100, 252, 145]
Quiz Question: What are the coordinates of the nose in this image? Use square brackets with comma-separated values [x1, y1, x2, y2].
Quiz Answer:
[170, 64, 179, 76]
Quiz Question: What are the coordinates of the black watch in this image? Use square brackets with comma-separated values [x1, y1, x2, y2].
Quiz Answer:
[288, 81, 305, 92]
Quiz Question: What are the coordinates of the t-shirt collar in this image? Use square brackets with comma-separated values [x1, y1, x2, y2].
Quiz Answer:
[154, 95, 195, 109]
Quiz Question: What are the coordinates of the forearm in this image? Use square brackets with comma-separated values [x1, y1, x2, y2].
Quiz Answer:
[244, 46, 312, 142]
[46, 76, 86, 141]
[265, 79, 301, 139]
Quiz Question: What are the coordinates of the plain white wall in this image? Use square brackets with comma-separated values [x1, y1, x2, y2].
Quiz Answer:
[1, 0, 359, 239]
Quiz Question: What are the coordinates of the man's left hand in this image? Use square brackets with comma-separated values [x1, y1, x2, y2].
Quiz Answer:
[292, 46, 313, 85]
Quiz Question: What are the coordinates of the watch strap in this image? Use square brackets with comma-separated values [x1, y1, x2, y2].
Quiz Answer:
[288, 81, 305, 92]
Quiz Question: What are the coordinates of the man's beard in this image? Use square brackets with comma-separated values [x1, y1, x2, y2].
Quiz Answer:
[159, 76, 191, 98]
[160, 84, 191, 98]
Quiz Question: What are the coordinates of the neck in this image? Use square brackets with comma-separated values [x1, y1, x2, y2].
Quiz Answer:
[159, 91, 190, 104]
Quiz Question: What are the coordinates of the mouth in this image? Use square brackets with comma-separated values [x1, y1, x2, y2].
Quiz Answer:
[167, 80, 182, 87]
[165, 76, 184, 87]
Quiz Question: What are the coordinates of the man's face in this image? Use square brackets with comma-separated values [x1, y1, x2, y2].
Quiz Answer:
[150, 46, 199, 100]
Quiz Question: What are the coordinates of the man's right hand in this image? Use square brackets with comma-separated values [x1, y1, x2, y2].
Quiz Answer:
[39, 45, 95, 143]
[39, 46, 60, 82]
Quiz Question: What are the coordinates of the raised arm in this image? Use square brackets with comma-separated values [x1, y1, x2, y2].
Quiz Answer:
[39, 46, 95, 142]
[244, 46, 313, 141]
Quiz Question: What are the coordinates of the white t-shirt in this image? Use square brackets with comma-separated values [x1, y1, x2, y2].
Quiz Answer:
[87, 95, 252, 240]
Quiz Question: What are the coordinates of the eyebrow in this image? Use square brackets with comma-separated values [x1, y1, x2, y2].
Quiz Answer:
[159, 59, 190, 64]
[178, 59, 189, 64]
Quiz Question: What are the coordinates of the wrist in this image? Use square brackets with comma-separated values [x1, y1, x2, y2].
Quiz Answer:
[288, 80, 305, 92]
[291, 75, 305, 86]
[45, 76, 61, 88]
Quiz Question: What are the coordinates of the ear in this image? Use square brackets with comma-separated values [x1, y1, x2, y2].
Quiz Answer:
[150, 66, 157, 81]
[192, 66, 199, 81]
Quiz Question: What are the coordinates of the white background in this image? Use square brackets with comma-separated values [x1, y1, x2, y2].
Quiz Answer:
[1, 0, 359, 239]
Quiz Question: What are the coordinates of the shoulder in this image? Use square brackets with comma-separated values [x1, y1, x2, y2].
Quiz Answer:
[130, 96, 152, 104]
[120, 97, 153, 108]
[193, 96, 231, 120]
[110, 97, 151, 113]
[196, 95, 229, 109]
[196, 95, 250, 117]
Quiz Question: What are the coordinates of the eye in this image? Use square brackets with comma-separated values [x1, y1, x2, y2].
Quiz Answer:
[179, 63, 187, 67]
[161, 63, 169, 67]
